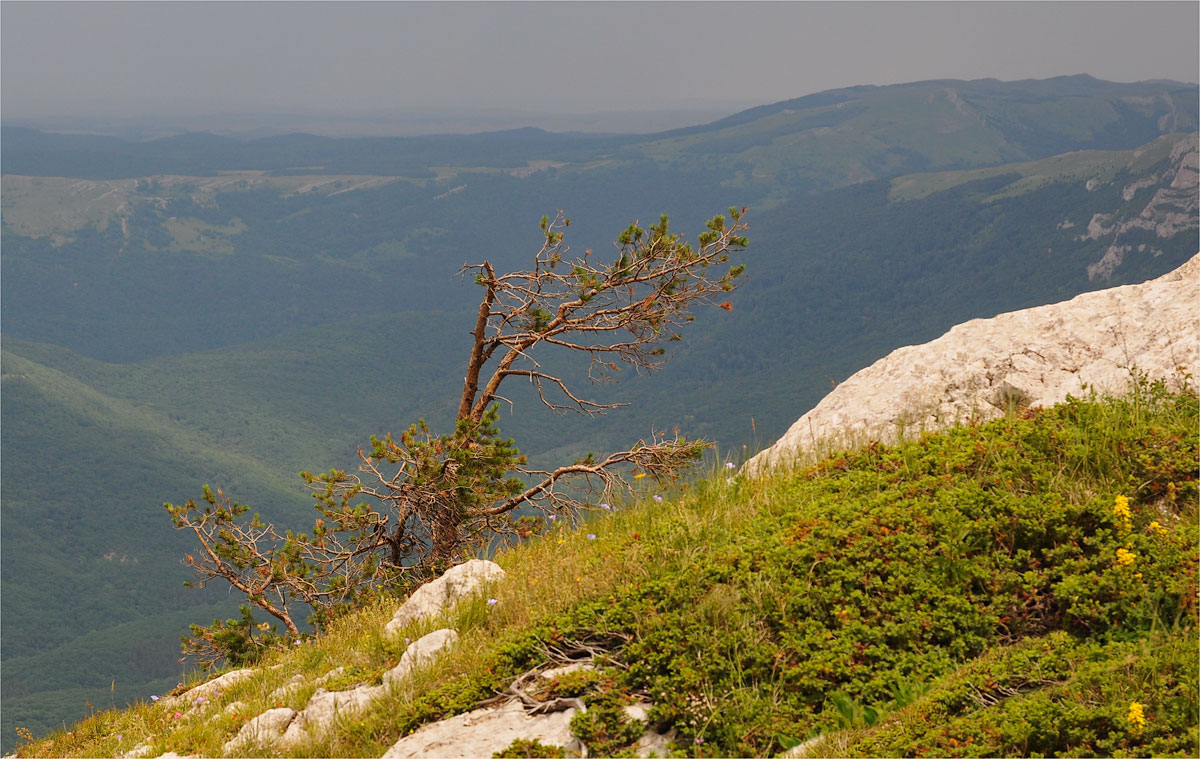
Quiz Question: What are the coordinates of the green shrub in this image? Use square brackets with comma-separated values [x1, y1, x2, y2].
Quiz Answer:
[567, 680, 644, 758]
[846, 628, 1199, 757]
[537, 384, 1199, 756]
[493, 737, 570, 758]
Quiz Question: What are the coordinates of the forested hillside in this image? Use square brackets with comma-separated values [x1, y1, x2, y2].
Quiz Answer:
[2, 75, 1197, 750]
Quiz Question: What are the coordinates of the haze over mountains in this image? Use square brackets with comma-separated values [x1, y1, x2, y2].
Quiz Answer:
[2, 75, 1198, 749]
[0, 103, 766, 141]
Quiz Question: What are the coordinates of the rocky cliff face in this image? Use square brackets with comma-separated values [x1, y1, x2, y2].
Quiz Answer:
[1083, 134, 1198, 280]
[747, 253, 1199, 474]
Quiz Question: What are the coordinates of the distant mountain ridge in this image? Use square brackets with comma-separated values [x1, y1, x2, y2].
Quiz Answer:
[3, 75, 1195, 181]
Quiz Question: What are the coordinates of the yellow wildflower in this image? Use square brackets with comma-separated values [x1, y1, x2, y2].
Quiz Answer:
[1116, 548, 1137, 567]
[1113, 495, 1132, 533]
[1127, 700, 1146, 734]
[1148, 520, 1168, 536]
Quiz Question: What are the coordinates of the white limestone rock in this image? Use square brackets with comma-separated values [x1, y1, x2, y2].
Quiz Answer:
[278, 684, 384, 749]
[380, 696, 675, 759]
[746, 254, 1199, 474]
[121, 742, 156, 758]
[270, 628, 459, 749]
[381, 700, 581, 759]
[384, 559, 506, 638]
[313, 666, 347, 686]
[383, 628, 460, 687]
[268, 673, 307, 701]
[160, 667, 257, 709]
[625, 702, 676, 758]
[221, 707, 297, 755]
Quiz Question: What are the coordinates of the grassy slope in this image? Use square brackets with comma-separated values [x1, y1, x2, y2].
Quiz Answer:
[16, 383, 1197, 758]
[4, 132, 1197, 751]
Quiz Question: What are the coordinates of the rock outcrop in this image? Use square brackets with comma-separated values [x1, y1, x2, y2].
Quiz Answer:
[380, 663, 674, 759]
[159, 667, 257, 709]
[383, 628, 460, 688]
[221, 707, 297, 754]
[381, 700, 582, 759]
[1083, 135, 1198, 280]
[217, 626, 463, 754]
[747, 254, 1199, 474]
[214, 560, 505, 756]
[384, 559, 506, 638]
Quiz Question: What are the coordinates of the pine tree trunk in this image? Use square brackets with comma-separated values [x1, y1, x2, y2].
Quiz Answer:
[430, 505, 461, 567]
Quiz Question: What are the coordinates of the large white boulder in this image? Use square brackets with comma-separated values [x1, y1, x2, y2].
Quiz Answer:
[384, 559, 506, 638]
[746, 254, 1199, 474]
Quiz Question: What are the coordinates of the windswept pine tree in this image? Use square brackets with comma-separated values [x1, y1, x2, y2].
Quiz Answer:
[165, 209, 749, 657]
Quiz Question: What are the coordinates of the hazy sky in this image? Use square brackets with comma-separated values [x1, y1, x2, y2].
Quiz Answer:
[3, 1, 1197, 122]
